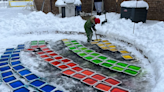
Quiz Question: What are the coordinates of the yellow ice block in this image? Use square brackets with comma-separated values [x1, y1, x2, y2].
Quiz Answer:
[101, 46, 108, 50]
[94, 39, 101, 41]
[108, 45, 116, 48]
[109, 48, 118, 52]
[120, 50, 129, 54]
[62, 39, 68, 41]
[97, 44, 105, 47]
[91, 41, 99, 44]
[102, 40, 108, 43]
[105, 42, 112, 45]
[122, 55, 133, 59]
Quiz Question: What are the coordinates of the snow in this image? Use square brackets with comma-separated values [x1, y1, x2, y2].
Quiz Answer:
[0, 7, 164, 92]
[55, 0, 81, 6]
[121, 1, 149, 9]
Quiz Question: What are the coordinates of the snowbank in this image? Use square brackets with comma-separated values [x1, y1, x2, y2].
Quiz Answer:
[121, 1, 149, 9]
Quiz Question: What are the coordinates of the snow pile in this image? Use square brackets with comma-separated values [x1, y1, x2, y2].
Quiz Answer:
[121, 1, 149, 9]
[55, 0, 82, 6]
[55, 0, 66, 6]
[74, 0, 82, 5]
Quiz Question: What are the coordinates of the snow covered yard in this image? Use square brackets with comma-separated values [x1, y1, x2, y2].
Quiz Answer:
[0, 7, 164, 92]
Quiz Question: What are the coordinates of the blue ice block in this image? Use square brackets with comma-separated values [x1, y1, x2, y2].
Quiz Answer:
[6, 48, 14, 51]
[18, 44, 25, 47]
[40, 85, 56, 92]
[0, 66, 11, 71]
[4, 51, 12, 54]
[11, 54, 20, 58]
[17, 47, 24, 50]
[19, 69, 31, 76]
[3, 76, 16, 83]
[13, 65, 25, 71]
[25, 74, 39, 81]
[11, 61, 21, 66]
[1, 71, 13, 78]
[11, 57, 20, 61]
[13, 50, 21, 53]
[0, 58, 9, 62]
[1, 55, 10, 58]
[0, 62, 8, 67]
[9, 80, 24, 88]
[30, 80, 46, 87]
[13, 87, 30, 92]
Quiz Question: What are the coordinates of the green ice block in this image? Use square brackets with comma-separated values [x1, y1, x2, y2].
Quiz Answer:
[31, 41, 37, 43]
[38, 42, 45, 45]
[69, 47, 76, 50]
[73, 49, 81, 53]
[64, 42, 70, 44]
[66, 44, 73, 46]
[101, 63, 113, 68]
[80, 47, 87, 50]
[124, 69, 138, 75]
[85, 50, 93, 53]
[111, 66, 124, 72]
[128, 65, 141, 71]
[71, 40, 77, 43]
[78, 53, 87, 57]
[39, 40, 45, 43]
[73, 43, 79, 45]
[98, 56, 107, 60]
[76, 45, 83, 48]
[90, 53, 100, 56]
[31, 43, 37, 46]
[116, 62, 128, 67]
[91, 59, 103, 64]
[106, 60, 117, 64]
[84, 56, 94, 60]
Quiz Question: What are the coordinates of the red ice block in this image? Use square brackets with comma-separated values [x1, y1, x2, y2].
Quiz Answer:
[111, 87, 129, 92]
[58, 65, 69, 70]
[44, 58, 54, 62]
[72, 73, 86, 80]
[62, 69, 75, 76]
[82, 78, 98, 86]
[104, 78, 121, 85]
[46, 50, 53, 53]
[95, 83, 112, 91]
[67, 63, 77, 67]
[72, 67, 83, 72]
[61, 59, 71, 63]
[25, 49, 34, 51]
[37, 52, 45, 55]
[39, 45, 46, 48]
[91, 74, 106, 81]
[81, 70, 95, 76]
[51, 61, 61, 66]
[42, 48, 50, 51]
[31, 46, 39, 49]
[40, 55, 49, 58]
[49, 53, 58, 57]
[54, 56, 63, 60]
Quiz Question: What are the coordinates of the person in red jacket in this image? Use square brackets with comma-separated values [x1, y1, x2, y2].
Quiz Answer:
[84, 16, 100, 42]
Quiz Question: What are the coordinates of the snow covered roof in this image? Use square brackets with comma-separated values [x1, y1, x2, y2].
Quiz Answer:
[121, 1, 149, 10]
[55, 0, 82, 6]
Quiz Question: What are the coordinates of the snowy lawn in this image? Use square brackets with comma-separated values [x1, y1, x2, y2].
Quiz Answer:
[0, 7, 164, 92]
